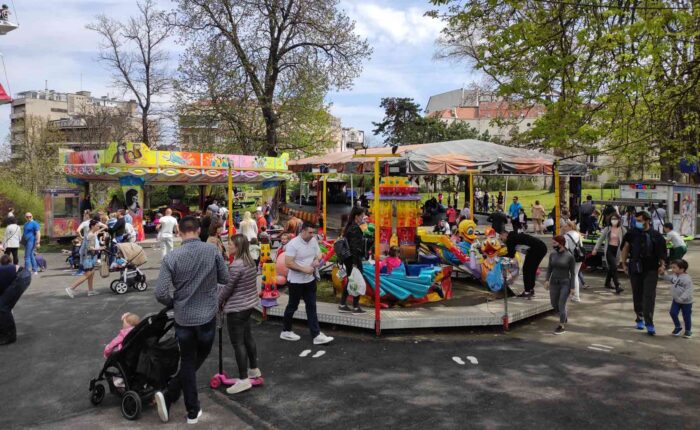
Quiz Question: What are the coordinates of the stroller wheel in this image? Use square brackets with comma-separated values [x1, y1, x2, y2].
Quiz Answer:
[120, 390, 142, 420]
[135, 280, 148, 292]
[114, 281, 129, 295]
[90, 383, 105, 405]
[109, 280, 119, 292]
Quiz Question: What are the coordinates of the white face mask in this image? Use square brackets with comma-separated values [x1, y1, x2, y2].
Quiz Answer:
[611, 219, 619, 226]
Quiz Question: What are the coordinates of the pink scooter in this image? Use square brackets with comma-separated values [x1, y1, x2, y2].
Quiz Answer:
[210, 315, 264, 389]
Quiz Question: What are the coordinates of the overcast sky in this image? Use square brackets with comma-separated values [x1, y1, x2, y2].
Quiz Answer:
[0, 0, 478, 147]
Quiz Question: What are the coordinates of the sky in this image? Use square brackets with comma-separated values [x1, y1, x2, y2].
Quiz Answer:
[0, 0, 478, 147]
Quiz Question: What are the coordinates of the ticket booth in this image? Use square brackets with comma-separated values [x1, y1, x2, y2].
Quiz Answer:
[619, 181, 700, 238]
[43, 188, 81, 241]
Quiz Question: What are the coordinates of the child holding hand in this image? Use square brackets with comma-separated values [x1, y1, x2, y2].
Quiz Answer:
[661, 259, 693, 338]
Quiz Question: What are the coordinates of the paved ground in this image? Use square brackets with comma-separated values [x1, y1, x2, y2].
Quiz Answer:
[3, 242, 700, 429]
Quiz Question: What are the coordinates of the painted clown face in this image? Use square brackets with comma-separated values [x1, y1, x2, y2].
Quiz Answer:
[457, 219, 478, 243]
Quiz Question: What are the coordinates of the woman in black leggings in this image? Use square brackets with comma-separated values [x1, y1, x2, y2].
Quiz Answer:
[219, 234, 261, 395]
[592, 213, 626, 294]
[338, 207, 367, 314]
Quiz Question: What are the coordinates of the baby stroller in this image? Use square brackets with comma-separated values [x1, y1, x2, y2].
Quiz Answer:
[89, 307, 180, 420]
[64, 241, 81, 269]
[108, 243, 148, 295]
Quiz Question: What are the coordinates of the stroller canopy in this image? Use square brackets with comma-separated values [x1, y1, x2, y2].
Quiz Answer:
[116, 243, 148, 267]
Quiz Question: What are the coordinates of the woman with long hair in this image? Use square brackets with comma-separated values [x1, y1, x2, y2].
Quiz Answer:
[206, 221, 228, 260]
[239, 211, 258, 242]
[338, 206, 366, 314]
[219, 234, 261, 394]
[592, 213, 626, 294]
[545, 235, 576, 334]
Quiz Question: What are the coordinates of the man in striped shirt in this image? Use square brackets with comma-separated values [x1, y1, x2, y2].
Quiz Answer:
[154, 216, 229, 424]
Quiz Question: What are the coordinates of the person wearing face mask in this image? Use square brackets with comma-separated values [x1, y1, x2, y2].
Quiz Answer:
[592, 214, 626, 294]
[620, 211, 667, 335]
[544, 236, 576, 335]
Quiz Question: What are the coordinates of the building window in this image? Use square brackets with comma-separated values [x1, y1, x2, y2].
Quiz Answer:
[587, 155, 598, 164]
[51, 108, 68, 113]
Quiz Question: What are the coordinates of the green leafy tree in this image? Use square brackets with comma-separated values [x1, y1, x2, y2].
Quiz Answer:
[430, 0, 700, 181]
[9, 116, 64, 195]
[373, 97, 485, 145]
[176, 0, 372, 156]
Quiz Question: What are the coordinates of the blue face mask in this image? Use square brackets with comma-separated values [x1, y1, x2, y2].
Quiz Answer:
[634, 220, 645, 230]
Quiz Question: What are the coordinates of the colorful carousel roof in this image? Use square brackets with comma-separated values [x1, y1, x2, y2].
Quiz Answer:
[60, 142, 292, 184]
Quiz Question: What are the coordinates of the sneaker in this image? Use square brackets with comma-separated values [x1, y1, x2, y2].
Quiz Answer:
[338, 305, 352, 313]
[554, 325, 566, 335]
[226, 379, 252, 394]
[352, 307, 366, 315]
[154, 391, 169, 423]
[72, 270, 84, 276]
[186, 408, 202, 424]
[646, 325, 656, 336]
[248, 368, 262, 379]
[313, 332, 334, 345]
[604, 284, 615, 290]
[635, 320, 645, 330]
[32, 272, 39, 276]
[87, 291, 100, 297]
[65, 288, 75, 299]
[683, 331, 693, 339]
[516, 291, 531, 298]
[570, 296, 581, 303]
[672, 327, 683, 336]
[280, 331, 301, 341]
[615, 287, 624, 294]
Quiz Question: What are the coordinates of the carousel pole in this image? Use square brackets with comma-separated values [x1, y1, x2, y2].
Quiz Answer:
[469, 172, 474, 220]
[322, 174, 328, 238]
[353, 152, 398, 336]
[228, 164, 234, 241]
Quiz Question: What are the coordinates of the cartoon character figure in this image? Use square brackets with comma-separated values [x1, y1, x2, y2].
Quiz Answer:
[260, 262, 280, 309]
[112, 142, 128, 163]
[680, 194, 695, 236]
[164, 152, 190, 165]
[457, 219, 478, 244]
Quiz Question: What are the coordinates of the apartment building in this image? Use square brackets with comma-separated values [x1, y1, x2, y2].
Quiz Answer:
[10, 89, 139, 158]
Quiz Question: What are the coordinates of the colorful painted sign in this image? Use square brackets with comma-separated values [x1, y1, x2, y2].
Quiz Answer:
[60, 142, 291, 184]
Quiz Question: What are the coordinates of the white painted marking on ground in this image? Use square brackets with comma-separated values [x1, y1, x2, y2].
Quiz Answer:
[299, 349, 311, 357]
[587, 346, 611, 352]
[466, 356, 478, 365]
[312, 350, 326, 358]
[452, 356, 465, 365]
[591, 344, 614, 350]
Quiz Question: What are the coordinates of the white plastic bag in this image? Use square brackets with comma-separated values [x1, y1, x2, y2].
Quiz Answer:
[347, 267, 367, 297]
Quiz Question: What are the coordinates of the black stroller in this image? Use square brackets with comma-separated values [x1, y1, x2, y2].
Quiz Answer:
[89, 307, 180, 420]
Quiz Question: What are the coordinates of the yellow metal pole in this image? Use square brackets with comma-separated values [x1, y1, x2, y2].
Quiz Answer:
[469, 173, 474, 220]
[373, 157, 381, 336]
[228, 164, 234, 239]
[554, 162, 561, 236]
[322, 174, 328, 238]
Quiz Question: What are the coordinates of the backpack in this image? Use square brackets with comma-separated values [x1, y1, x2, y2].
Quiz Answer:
[566, 232, 585, 263]
[333, 236, 352, 261]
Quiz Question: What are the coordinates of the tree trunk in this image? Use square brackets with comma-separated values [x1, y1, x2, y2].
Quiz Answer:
[142, 112, 150, 146]
[262, 106, 278, 157]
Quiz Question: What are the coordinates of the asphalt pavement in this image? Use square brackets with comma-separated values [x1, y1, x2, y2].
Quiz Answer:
[2, 243, 700, 429]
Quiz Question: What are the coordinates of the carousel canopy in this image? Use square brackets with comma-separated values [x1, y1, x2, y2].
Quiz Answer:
[60, 142, 292, 185]
[289, 139, 587, 176]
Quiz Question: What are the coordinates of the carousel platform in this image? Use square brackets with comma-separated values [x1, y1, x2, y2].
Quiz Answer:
[256, 286, 553, 331]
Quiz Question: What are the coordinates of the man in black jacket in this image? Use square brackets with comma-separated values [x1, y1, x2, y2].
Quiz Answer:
[499, 229, 548, 298]
[620, 211, 667, 335]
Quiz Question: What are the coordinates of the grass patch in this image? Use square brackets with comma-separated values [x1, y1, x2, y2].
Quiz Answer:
[316, 278, 339, 303]
[421, 188, 619, 211]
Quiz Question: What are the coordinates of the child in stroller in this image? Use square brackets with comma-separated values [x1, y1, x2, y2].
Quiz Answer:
[65, 238, 82, 269]
[107, 243, 148, 295]
[90, 307, 180, 420]
[104, 313, 141, 389]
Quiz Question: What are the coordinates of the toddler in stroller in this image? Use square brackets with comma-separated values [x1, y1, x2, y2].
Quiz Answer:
[107, 243, 148, 295]
[90, 307, 180, 420]
[104, 313, 141, 388]
[65, 238, 81, 269]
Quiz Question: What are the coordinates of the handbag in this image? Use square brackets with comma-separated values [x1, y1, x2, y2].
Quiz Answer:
[566, 232, 585, 263]
[333, 236, 352, 261]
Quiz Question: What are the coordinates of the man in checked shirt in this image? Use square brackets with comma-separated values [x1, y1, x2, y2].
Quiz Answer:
[154, 216, 229, 424]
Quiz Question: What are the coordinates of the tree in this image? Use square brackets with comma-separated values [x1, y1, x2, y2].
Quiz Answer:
[373, 97, 485, 145]
[429, 0, 700, 181]
[87, 0, 173, 147]
[10, 116, 64, 195]
[176, 0, 372, 156]
[372, 98, 422, 145]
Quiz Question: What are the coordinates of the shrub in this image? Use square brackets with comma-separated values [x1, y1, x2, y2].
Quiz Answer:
[0, 180, 44, 223]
